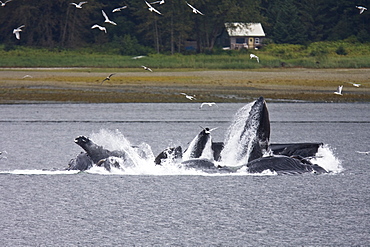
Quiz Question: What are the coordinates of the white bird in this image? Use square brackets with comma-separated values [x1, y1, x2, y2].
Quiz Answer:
[145, 1, 162, 15]
[112, 6, 127, 13]
[151, 0, 165, 4]
[101, 73, 115, 84]
[334, 85, 343, 95]
[186, 1, 204, 15]
[22, 75, 33, 79]
[70, 1, 87, 9]
[102, 10, 117, 25]
[356, 6, 367, 14]
[200, 126, 218, 134]
[200, 102, 218, 109]
[13, 25, 25, 40]
[132, 55, 146, 59]
[180, 93, 196, 100]
[141, 65, 153, 72]
[250, 53, 259, 63]
[0, 0, 12, 7]
[347, 82, 361, 87]
[355, 151, 370, 155]
[91, 24, 107, 33]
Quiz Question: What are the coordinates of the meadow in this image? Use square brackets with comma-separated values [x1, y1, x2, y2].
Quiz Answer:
[1, 39, 370, 69]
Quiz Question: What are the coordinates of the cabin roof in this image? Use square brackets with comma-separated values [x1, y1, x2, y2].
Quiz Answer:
[225, 23, 265, 37]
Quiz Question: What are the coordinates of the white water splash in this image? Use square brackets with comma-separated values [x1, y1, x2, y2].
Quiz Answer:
[311, 144, 343, 174]
[90, 129, 154, 169]
[220, 101, 262, 166]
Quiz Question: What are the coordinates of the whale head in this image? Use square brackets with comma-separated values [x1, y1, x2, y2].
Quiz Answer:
[221, 96, 270, 165]
[74, 136, 93, 149]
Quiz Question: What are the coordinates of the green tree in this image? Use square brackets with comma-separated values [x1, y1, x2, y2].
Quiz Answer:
[269, 0, 307, 44]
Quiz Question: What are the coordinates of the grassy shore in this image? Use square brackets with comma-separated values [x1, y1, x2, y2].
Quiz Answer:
[1, 68, 369, 103]
[1, 41, 370, 103]
[1, 39, 370, 69]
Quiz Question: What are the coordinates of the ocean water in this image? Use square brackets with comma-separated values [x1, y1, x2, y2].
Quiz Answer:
[0, 102, 369, 246]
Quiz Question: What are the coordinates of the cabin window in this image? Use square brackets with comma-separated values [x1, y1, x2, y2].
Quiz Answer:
[236, 38, 245, 44]
[255, 38, 260, 44]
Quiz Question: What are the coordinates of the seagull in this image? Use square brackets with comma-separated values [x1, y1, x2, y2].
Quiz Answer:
[101, 73, 115, 84]
[250, 53, 259, 63]
[70, 1, 87, 8]
[200, 126, 218, 134]
[186, 1, 204, 15]
[102, 10, 117, 25]
[356, 6, 367, 14]
[180, 93, 196, 100]
[22, 75, 33, 79]
[13, 25, 25, 40]
[112, 6, 127, 12]
[91, 24, 107, 33]
[0, 0, 12, 7]
[141, 65, 153, 72]
[347, 82, 361, 87]
[145, 1, 162, 15]
[334, 85, 343, 95]
[355, 151, 370, 155]
[200, 102, 218, 109]
[132, 55, 146, 59]
[150, 0, 165, 4]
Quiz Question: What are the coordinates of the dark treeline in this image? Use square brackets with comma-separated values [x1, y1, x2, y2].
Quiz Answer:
[0, 0, 369, 54]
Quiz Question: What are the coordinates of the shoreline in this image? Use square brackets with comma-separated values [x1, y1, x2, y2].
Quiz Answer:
[1, 68, 369, 103]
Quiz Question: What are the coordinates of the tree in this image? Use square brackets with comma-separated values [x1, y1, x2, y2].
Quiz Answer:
[268, 0, 307, 44]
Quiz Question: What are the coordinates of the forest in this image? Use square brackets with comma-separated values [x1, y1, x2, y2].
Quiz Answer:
[0, 0, 369, 55]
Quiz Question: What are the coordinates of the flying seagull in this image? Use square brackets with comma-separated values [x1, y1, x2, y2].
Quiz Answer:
[199, 126, 218, 134]
[151, 0, 165, 4]
[347, 82, 361, 87]
[186, 1, 204, 15]
[141, 65, 153, 72]
[91, 24, 107, 33]
[0, 0, 12, 7]
[22, 75, 33, 79]
[70, 1, 87, 9]
[250, 53, 259, 63]
[355, 151, 370, 155]
[145, 1, 162, 15]
[180, 92, 196, 100]
[356, 6, 367, 14]
[112, 6, 127, 12]
[101, 73, 115, 84]
[334, 85, 343, 95]
[13, 25, 25, 40]
[102, 10, 117, 25]
[200, 102, 218, 109]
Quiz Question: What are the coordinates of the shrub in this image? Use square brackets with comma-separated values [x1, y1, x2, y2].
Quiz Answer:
[335, 45, 347, 55]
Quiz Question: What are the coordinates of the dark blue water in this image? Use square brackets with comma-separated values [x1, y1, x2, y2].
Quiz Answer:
[0, 102, 369, 246]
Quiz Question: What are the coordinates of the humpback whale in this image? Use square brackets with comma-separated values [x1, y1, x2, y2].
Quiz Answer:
[69, 136, 133, 171]
[69, 97, 328, 174]
[220, 96, 270, 165]
[183, 127, 216, 160]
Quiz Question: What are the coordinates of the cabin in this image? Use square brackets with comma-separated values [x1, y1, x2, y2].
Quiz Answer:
[224, 23, 265, 50]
